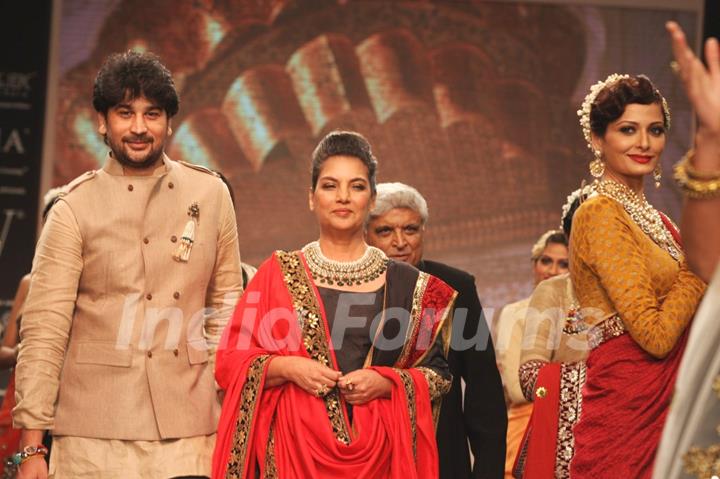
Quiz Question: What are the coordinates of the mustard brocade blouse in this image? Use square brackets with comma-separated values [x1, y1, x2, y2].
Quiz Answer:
[569, 196, 706, 359]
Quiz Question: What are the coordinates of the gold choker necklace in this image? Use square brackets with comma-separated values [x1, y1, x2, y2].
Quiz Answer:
[596, 179, 681, 261]
[302, 241, 388, 286]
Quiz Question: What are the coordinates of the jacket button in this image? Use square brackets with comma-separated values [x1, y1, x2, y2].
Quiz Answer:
[168, 182, 174, 189]
[173, 349, 179, 357]
[171, 235, 177, 243]
[127, 184, 134, 192]
[143, 237, 149, 244]
[146, 293, 152, 300]
[147, 351, 153, 358]
[173, 291, 180, 299]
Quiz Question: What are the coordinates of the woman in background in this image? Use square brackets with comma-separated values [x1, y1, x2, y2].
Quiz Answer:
[492, 230, 568, 479]
[515, 186, 593, 479]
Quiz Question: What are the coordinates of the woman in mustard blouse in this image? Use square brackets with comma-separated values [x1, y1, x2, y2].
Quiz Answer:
[568, 74, 706, 478]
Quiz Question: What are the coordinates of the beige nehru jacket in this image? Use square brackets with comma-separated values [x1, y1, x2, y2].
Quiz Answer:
[13, 155, 242, 440]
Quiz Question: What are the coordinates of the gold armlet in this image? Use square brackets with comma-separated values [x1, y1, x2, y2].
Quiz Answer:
[673, 150, 720, 199]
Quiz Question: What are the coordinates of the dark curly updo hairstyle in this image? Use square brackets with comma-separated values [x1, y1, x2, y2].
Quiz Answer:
[310, 131, 378, 195]
[92, 50, 179, 117]
[590, 75, 669, 138]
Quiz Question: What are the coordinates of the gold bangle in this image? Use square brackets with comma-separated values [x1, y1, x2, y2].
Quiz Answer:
[682, 149, 720, 180]
[674, 151, 720, 199]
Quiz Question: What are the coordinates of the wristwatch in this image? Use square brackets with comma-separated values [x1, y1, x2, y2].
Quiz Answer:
[6, 444, 48, 466]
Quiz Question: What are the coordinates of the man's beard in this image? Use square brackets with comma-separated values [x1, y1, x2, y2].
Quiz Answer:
[108, 134, 164, 170]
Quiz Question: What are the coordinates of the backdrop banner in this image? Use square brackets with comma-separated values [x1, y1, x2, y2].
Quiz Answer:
[0, 1, 52, 318]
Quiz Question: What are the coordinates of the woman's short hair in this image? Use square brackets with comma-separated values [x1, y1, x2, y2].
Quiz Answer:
[369, 182, 429, 224]
[590, 75, 668, 138]
[92, 50, 179, 118]
[531, 229, 568, 261]
[311, 131, 378, 194]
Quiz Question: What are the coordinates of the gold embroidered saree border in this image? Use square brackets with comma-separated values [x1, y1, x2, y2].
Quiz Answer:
[275, 250, 352, 445]
[262, 421, 278, 479]
[555, 361, 586, 479]
[587, 314, 626, 349]
[226, 354, 271, 479]
[397, 272, 430, 368]
[409, 288, 457, 367]
[395, 368, 417, 458]
[416, 366, 451, 427]
[519, 360, 546, 402]
[397, 274, 457, 369]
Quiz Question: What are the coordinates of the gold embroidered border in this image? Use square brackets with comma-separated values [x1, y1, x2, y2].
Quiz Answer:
[410, 289, 457, 367]
[262, 421, 278, 479]
[226, 354, 271, 479]
[275, 251, 352, 445]
[393, 368, 417, 459]
[587, 314, 626, 349]
[416, 366, 451, 426]
[397, 272, 430, 368]
[683, 444, 720, 478]
[555, 361, 586, 479]
[519, 360, 546, 403]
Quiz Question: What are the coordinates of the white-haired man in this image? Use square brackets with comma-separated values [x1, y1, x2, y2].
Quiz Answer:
[366, 182, 507, 479]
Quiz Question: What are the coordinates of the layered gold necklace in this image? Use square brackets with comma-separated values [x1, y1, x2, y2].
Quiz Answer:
[596, 179, 681, 261]
[302, 241, 388, 287]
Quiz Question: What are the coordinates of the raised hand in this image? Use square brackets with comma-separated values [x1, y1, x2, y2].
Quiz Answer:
[666, 21, 720, 136]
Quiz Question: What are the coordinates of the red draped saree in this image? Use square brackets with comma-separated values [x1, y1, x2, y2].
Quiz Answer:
[212, 251, 456, 479]
[568, 196, 706, 479]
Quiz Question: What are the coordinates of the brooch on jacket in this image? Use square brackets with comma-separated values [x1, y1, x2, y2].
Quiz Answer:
[173, 202, 199, 262]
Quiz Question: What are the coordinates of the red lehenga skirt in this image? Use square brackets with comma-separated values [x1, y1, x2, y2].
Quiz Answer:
[570, 316, 688, 479]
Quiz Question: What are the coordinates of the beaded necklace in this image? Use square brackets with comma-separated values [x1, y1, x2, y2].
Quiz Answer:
[595, 179, 681, 261]
[302, 241, 388, 287]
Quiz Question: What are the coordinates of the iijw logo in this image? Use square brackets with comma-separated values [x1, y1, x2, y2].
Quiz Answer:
[0, 209, 25, 258]
[0, 127, 29, 154]
[0, 72, 34, 99]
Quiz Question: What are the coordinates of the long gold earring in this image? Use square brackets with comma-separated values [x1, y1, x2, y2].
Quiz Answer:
[654, 163, 662, 189]
[589, 149, 605, 179]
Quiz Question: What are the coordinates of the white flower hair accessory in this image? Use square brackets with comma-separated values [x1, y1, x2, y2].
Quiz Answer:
[560, 183, 596, 229]
[576, 73, 671, 152]
[531, 229, 563, 261]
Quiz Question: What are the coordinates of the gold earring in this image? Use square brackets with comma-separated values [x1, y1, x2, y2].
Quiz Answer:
[589, 150, 604, 178]
[654, 163, 662, 189]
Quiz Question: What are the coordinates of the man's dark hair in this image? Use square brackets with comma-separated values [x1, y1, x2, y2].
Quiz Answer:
[310, 131, 378, 195]
[92, 50, 179, 117]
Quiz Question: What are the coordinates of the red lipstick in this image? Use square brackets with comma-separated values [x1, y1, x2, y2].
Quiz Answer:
[628, 154, 652, 164]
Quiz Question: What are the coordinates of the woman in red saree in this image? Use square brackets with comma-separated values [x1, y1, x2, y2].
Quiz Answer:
[212, 131, 456, 479]
[568, 75, 706, 478]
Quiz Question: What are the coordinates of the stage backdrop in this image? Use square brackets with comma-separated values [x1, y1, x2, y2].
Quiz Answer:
[48, 0, 700, 313]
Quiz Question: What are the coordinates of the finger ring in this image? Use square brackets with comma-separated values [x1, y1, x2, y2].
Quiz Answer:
[316, 385, 328, 397]
[346, 380, 355, 391]
[670, 61, 680, 74]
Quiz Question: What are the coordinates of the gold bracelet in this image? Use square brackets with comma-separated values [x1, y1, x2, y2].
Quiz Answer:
[674, 150, 720, 199]
[682, 149, 720, 180]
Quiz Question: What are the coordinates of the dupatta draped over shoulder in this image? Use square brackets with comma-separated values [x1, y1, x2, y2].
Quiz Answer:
[212, 251, 456, 479]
